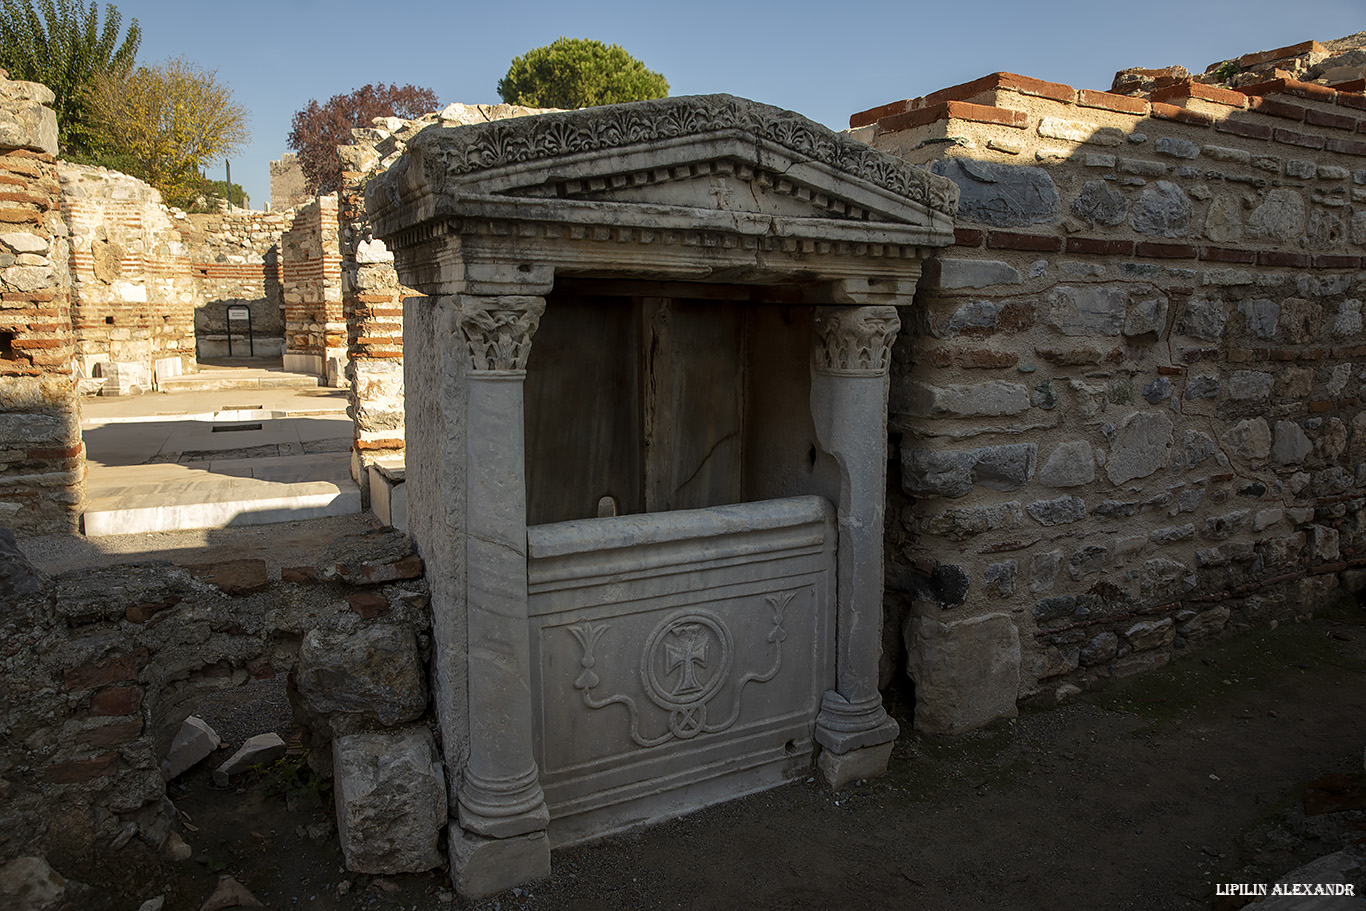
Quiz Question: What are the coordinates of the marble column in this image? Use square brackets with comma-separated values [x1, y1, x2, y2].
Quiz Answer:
[448, 293, 552, 897]
[809, 304, 903, 787]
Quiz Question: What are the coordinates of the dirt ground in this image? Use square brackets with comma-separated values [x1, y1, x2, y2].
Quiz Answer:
[25, 520, 1366, 911]
[57, 587, 1364, 911]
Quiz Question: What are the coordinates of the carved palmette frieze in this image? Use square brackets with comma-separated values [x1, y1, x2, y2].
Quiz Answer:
[421, 95, 958, 218]
[456, 294, 545, 372]
[813, 305, 901, 376]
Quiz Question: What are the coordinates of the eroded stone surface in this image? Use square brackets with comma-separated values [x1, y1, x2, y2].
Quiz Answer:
[904, 612, 1020, 735]
[295, 626, 427, 729]
[334, 726, 446, 875]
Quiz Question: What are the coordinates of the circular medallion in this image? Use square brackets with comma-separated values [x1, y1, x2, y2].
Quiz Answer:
[640, 609, 733, 712]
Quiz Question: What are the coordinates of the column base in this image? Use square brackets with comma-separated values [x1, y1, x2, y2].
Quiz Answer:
[817, 741, 895, 789]
[814, 689, 900, 754]
[450, 827, 550, 900]
[457, 766, 550, 838]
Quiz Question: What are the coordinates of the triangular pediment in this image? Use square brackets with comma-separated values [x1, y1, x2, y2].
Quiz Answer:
[369, 95, 959, 246]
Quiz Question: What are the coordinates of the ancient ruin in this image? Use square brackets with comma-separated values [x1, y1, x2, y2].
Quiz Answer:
[3, 30, 1366, 907]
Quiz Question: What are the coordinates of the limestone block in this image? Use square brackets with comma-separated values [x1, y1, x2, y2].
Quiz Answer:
[1143, 377, 1174, 404]
[1177, 606, 1230, 639]
[1224, 418, 1272, 461]
[1229, 370, 1274, 401]
[1029, 550, 1063, 592]
[1026, 495, 1086, 526]
[1048, 284, 1125, 336]
[931, 258, 1022, 290]
[1306, 208, 1345, 250]
[983, 561, 1017, 597]
[818, 742, 894, 789]
[1272, 421, 1313, 465]
[1334, 299, 1362, 337]
[921, 501, 1022, 542]
[1037, 118, 1124, 145]
[1129, 181, 1190, 237]
[1125, 291, 1168, 337]
[904, 612, 1020, 735]
[334, 727, 446, 874]
[1279, 298, 1323, 343]
[1033, 645, 1079, 679]
[213, 733, 286, 786]
[1180, 295, 1227, 340]
[1310, 525, 1341, 562]
[938, 299, 998, 336]
[1151, 524, 1195, 544]
[1238, 298, 1279, 339]
[1204, 510, 1250, 541]
[1204, 193, 1243, 243]
[1105, 411, 1173, 484]
[1068, 544, 1109, 580]
[901, 443, 1035, 498]
[1038, 440, 1095, 488]
[0, 91, 57, 155]
[930, 158, 1059, 227]
[1248, 188, 1306, 243]
[160, 715, 220, 780]
[1184, 430, 1217, 466]
[1080, 631, 1119, 666]
[907, 380, 1029, 418]
[1070, 180, 1128, 226]
[1155, 137, 1199, 160]
[451, 830, 550, 901]
[0, 856, 66, 911]
[295, 626, 427, 728]
[1124, 618, 1175, 651]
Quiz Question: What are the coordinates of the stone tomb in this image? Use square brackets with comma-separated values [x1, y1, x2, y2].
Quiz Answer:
[367, 94, 956, 897]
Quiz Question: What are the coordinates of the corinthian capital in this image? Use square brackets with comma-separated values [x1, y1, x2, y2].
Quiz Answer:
[813, 305, 901, 376]
[457, 295, 546, 372]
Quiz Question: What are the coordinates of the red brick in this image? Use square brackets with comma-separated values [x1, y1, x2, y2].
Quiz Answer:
[1270, 348, 1298, 361]
[1076, 89, 1148, 115]
[355, 438, 404, 451]
[1216, 118, 1274, 141]
[1258, 250, 1311, 267]
[1332, 345, 1366, 358]
[1272, 128, 1326, 149]
[1247, 96, 1307, 121]
[46, 752, 121, 783]
[1149, 102, 1214, 126]
[987, 231, 1062, 252]
[1332, 79, 1366, 94]
[849, 99, 910, 129]
[26, 444, 81, 460]
[1157, 365, 1186, 375]
[63, 648, 150, 690]
[1066, 237, 1134, 256]
[1136, 242, 1197, 259]
[879, 100, 1027, 133]
[1305, 108, 1358, 131]
[910, 72, 1074, 109]
[953, 227, 984, 246]
[1149, 82, 1248, 108]
[348, 590, 389, 619]
[282, 565, 316, 583]
[125, 596, 180, 624]
[1238, 40, 1324, 68]
[1242, 77, 1338, 103]
[90, 686, 142, 716]
[180, 559, 269, 596]
[1326, 137, 1366, 157]
[82, 718, 143, 748]
[1335, 90, 1366, 111]
[0, 208, 40, 223]
[1309, 400, 1334, 413]
[1200, 246, 1257, 264]
[1314, 255, 1362, 269]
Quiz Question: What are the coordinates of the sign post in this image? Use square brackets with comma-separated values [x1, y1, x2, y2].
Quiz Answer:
[226, 305, 253, 357]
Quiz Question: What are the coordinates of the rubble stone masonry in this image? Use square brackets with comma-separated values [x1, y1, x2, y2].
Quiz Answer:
[177, 208, 289, 358]
[852, 67, 1366, 732]
[280, 194, 344, 382]
[0, 73, 82, 534]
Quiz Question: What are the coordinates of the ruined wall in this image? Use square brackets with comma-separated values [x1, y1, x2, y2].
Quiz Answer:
[269, 152, 308, 213]
[279, 194, 344, 383]
[0, 529, 441, 880]
[59, 164, 196, 392]
[0, 75, 82, 534]
[342, 103, 553, 501]
[177, 209, 288, 358]
[852, 71, 1366, 733]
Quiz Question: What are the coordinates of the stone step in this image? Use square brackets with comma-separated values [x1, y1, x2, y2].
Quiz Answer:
[82, 452, 361, 536]
[158, 371, 323, 392]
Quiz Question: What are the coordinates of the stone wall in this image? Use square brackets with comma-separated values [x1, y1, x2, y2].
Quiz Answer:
[851, 69, 1366, 732]
[0, 528, 444, 882]
[341, 103, 553, 502]
[269, 152, 308, 212]
[0, 74, 82, 534]
[280, 194, 344, 383]
[59, 164, 196, 392]
[177, 209, 289, 358]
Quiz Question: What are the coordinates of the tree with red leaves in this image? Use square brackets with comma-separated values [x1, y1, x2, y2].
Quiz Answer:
[286, 82, 439, 196]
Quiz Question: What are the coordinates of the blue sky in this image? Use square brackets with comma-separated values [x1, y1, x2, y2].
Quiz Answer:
[101, 0, 1362, 208]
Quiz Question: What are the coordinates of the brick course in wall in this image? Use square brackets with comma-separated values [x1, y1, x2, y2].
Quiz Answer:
[0, 76, 82, 534]
[177, 209, 290, 358]
[280, 195, 344, 382]
[853, 70, 1366, 732]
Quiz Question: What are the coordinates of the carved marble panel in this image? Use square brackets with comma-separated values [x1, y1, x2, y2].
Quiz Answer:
[526, 496, 836, 847]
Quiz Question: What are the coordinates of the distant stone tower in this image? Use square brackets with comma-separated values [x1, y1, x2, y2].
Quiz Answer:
[269, 152, 309, 211]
